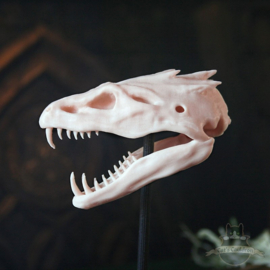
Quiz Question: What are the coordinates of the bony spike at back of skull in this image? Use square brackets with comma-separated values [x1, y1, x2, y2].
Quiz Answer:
[39, 69, 231, 209]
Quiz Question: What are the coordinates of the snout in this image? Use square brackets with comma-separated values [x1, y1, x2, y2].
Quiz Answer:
[39, 104, 54, 128]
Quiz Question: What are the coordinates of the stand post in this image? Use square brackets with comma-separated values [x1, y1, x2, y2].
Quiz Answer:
[137, 134, 155, 270]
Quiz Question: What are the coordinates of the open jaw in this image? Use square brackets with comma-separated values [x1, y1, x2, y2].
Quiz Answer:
[44, 127, 214, 210]
[39, 70, 230, 209]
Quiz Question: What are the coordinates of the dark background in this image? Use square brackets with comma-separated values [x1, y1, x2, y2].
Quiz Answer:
[0, 1, 269, 269]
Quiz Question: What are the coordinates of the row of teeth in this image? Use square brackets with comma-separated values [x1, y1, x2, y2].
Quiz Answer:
[70, 151, 138, 195]
[45, 128, 99, 149]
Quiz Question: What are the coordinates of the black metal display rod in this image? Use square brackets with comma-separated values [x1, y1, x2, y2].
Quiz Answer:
[137, 134, 155, 270]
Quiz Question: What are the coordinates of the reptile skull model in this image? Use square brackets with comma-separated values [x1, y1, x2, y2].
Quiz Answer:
[39, 69, 231, 209]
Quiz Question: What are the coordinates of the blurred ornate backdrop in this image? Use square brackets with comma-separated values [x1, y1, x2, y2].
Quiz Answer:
[0, 1, 269, 269]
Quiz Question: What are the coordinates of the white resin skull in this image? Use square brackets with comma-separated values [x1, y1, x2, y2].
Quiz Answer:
[39, 69, 231, 209]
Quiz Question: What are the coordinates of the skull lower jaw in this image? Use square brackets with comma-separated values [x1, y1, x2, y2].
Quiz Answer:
[70, 133, 214, 209]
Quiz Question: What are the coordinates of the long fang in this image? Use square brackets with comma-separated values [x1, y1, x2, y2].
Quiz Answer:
[45, 128, 55, 149]
[70, 172, 83, 196]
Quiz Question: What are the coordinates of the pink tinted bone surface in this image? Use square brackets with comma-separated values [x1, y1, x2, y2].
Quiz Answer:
[39, 69, 231, 209]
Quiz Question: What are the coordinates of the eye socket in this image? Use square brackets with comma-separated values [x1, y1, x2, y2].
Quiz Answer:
[87, 92, 116, 110]
[175, 105, 185, 113]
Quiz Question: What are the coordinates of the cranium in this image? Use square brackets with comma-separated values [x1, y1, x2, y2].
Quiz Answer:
[39, 69, 231, 209]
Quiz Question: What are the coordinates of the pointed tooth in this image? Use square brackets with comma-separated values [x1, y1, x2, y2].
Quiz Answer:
[114, 165, 121, 177]
[94, 178, 101, 190]
[102, 175, 109, 186]
[128, 151, 137, 162]
[87, 132, 91, 138]
[118, 160, 126, 171]
[57, 128, 63, 140]
[73, 131, 78, 140]
[80, 132, 84, 139]
[45, 128, 55, 149]
[70, 172, 83, 196]
[66, 130, 71, 139]
[108, 170, 116, 181]
[123, 155, 131, 166]
[95, 131, 99, 136]
[82, 173, 92, 193]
